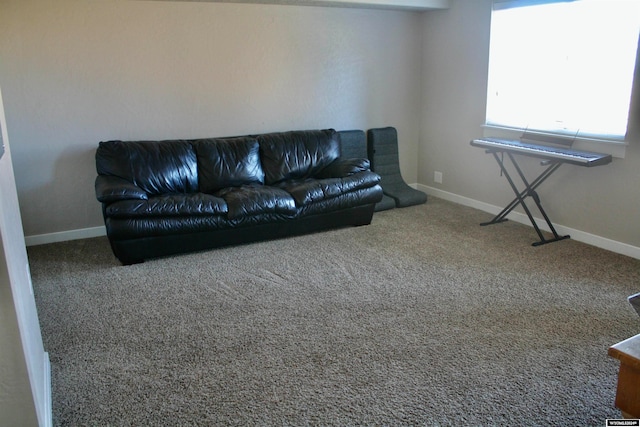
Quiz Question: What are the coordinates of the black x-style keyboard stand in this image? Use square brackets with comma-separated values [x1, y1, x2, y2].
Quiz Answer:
[481, 150, 570, 246]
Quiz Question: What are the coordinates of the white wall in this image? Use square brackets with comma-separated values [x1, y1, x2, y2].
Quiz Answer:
[420, 0, 640, 251]
[0, 0, 422, 238]
[0, 84, 50, 426]
[1, 0, 639, 253]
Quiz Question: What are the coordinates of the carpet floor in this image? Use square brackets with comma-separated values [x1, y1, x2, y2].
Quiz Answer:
[28, 197, 640, 426]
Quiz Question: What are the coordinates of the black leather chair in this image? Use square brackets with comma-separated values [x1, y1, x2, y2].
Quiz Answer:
[367, 127, 427, 208]
[338, 129, 395, 212]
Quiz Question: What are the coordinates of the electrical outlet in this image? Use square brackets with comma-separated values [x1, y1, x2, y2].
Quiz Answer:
[434, 171, 443, 184]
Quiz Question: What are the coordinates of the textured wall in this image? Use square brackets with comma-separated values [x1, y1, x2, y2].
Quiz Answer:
[0, 0, 422, 237]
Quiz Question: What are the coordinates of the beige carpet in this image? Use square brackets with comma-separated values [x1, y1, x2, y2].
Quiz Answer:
[28, 197, 640, 426]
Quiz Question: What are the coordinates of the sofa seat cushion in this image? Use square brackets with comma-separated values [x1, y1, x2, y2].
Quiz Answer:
[257, 129, 340, 185]
[105, 193, 227, 218]
[194, 137, 265, 193]
[216, 185, 297, 219]
[277, 171, 381, 207]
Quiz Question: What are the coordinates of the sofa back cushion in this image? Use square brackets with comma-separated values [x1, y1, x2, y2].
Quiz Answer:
[194, 137, 265, 193]
[96, 140, 198, 195]
[257, 129, 340, 185]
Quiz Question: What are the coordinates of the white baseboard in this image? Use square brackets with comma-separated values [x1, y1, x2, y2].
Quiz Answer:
[24, 190, 640, 260]
[416, 184, 640, 260]
[25, 226, 106, 247]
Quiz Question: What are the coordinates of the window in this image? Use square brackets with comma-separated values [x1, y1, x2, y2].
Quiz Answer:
[485, 0, 640, 143]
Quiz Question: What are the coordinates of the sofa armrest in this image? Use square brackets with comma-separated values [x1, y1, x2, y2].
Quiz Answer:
[95, 175, 148, 203]
[317, 158, 371, 179]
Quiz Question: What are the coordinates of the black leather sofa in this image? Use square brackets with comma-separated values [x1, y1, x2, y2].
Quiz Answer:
[95, 129, 383, 264]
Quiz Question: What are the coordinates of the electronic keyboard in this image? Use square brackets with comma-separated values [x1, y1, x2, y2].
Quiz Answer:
[471, 138, 612, 167]
[470, 136, 614, 246]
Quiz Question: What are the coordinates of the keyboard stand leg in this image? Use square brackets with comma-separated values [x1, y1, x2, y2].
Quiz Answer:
[507, 153, 570, 246]
[481, 157, 560, 225]
[480, 151, 570, 246]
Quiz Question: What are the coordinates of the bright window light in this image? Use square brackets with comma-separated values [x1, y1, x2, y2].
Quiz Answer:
[486, 0, 640, 142]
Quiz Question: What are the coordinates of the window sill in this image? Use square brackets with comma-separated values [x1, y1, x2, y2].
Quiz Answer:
[481, 125, 627, 159]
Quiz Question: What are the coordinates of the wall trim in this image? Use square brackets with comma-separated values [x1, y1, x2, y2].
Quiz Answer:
[150, 0, 450, 11]
[25, 226, 106, 247]
[417, 184, 640, 260]
[24, 190, 640, 260]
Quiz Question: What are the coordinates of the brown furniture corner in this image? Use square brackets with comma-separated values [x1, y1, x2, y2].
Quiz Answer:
[609, 333, 640, 419]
